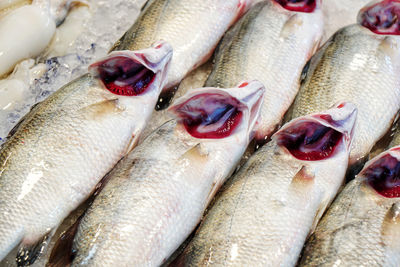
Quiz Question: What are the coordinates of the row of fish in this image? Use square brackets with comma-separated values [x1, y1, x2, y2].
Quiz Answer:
[1, 0, 400, 266]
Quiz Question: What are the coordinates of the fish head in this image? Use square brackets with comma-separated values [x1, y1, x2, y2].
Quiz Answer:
[273, 0, 321, 13]
[89, 40, 173, 107]
[358, 0, 400, 35]
[273, 102, 357, 162]
[168, 80, 265, 145]
[359, 146, 400, 198]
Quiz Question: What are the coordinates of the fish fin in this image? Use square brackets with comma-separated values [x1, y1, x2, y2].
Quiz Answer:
[47, 215, 83, 267]
[280, 14, 303, 39]
[80, 99, 124, 119]
[179, 143, 209, 162]
[124, 131, 139, 156]
[16, 229, 56, 266]
[291, 165, 315, 186]
[6, 101, 41, 139]
[381, 202, 400, 250]
[140, 0, 152, 12]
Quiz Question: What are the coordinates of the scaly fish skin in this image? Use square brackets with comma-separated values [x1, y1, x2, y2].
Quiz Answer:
[205, 0, 323, 142]
[289, 23, 400, 165]
[300, 147, 400, 267]
[111, 0, 253, 94]
[0, 42, 172, 261]
[175, 103, 357, 267]
[70, 81, 265, 266]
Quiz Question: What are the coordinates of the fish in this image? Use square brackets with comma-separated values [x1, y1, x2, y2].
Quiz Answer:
[141, 0, 324, 143]
[0, 41, 172, 265]
[173, 102, 357, 267]
[62, 81, 265, 266]
[299, 145, 400, 266]
[110, 0, 253, 103]
[204, 0, 323, 143]
[288, 0, 400, 166]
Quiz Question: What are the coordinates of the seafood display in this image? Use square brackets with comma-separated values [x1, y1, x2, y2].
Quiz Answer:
[288, 1, 400, 166]
[67, 81, 264, 266]
[111, 0, 253, 100]
[0, 42, 172, 264]
[0, 0, 400, 266]
[142, 0, 323, 143]
[174, 103, 357, 266]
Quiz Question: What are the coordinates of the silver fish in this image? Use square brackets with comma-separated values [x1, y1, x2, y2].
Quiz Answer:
[0, 41, 172, 264]
[174, 102, 357, 266]
[289, 1, 400, 165]
[110, 0, 253, 98]
[141, 0, 324, 142]
[204, 0, 323, 142]
[69, 81, 265, 266]
[299, 145, 400, 266]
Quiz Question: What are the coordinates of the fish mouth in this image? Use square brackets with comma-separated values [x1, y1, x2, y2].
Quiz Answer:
[361, 147, 400, 198]
[273, 0, 318, 13]
[169, 81, 265, 140]
[274, 102, 357, 161]
[358, 0, 400, 35]
[89, 41, 172, 97]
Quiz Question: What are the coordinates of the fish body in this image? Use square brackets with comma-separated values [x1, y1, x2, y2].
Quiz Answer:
[70, 81, 265, 266]
[289, 23, 400, 164]
[111, 0, 252, 95]
[174, 103, 357, 266]
[0, 42, 172, 262]
[205, 0, 323, 141]
[300, 146, 400, 267]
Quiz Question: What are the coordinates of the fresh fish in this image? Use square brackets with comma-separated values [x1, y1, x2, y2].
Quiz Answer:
[66, 81, 265, 266]
[288, 0, 400, 165]
[110, 0, 253, 101]
[299, 145, 400, 266]
[0, 41, 172, 264]
[204, 0, 323, 143]
[141, 0, 323, 143]
[174, 102, 357, 267]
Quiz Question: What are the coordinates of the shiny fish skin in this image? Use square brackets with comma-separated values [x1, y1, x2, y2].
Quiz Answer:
[110, 0, 252, 94]
[70, 81, 265, 267]
[299, 147, 400, 267]
[289, 24, 400, 165]
[175, 103, 357, 267]
[205, 0, 323, 142]
[0, 43, 172, 261]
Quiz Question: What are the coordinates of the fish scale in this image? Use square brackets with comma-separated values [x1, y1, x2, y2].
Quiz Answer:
[290, 24, 400, 164]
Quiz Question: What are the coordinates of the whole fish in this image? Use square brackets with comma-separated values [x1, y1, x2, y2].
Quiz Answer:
[110, 0, 253, 103]
[288, 0, 400, 165]
[141, 0, 324, 142]
[0, 41, 172, 265]
[174, 102, 357, 267]
[299, 145, 400, 266]
[204, 0, 323, 142]
[66, 81, 265, 266]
